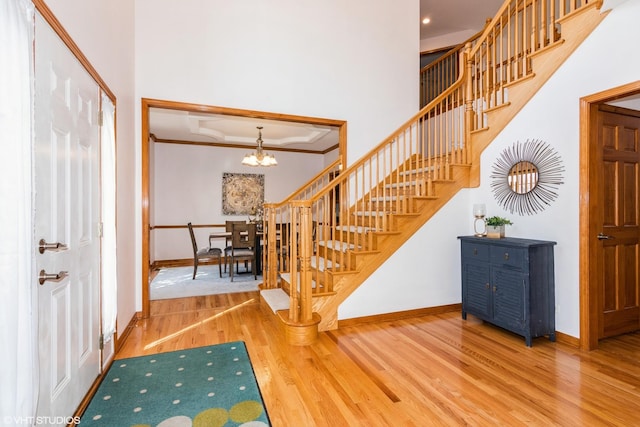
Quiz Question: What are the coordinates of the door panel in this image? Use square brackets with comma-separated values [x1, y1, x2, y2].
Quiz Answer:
[463, 263, 491, 318]
[50, 286, 71, 398]
[492, 269, 525, 331]
[34, 12, 101, 419]
[597, 107, 640, 339]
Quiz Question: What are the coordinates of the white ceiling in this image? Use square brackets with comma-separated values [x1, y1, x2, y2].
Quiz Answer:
[150, 108, 340, 153]
[149, 1, 506, 153]
[607, 93, 640, 110]
[419, 0, 504, 40]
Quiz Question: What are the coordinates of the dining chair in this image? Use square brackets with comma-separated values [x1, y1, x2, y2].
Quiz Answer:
[225, 222, 257, 282]
[224, 220, 247, 273]
[188, 222, 222, 279]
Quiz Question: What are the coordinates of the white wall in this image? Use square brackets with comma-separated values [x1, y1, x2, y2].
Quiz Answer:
[152, 143, 326, 260]
[340, 192, 470, 318]
[342, 1, 640, 340]
[135, 0, 420, 309]
[135, 0, 419, 164]
[43, 0, 138, 336]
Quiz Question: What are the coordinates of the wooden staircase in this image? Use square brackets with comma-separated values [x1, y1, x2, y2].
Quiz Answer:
[260, 0, 607, 345]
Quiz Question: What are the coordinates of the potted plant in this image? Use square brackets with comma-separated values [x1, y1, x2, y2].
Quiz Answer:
[485, 216, 513, 238]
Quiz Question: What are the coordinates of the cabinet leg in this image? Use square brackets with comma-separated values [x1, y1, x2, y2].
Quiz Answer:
[462, 311, 467, 320]
[549, 332, 556, 342]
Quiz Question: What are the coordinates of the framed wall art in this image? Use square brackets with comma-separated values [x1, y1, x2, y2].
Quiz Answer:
[222, 172, 265, 215]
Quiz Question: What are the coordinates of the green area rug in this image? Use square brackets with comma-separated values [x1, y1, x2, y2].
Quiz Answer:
[81, 341, 270, 427]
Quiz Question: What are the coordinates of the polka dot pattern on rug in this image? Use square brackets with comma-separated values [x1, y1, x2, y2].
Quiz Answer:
[80, 341, 269, 426]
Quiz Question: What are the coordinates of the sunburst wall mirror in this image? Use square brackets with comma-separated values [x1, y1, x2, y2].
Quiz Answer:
[490, 139, 565, 216]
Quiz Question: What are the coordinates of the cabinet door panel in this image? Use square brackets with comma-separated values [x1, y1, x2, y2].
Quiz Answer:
[463, 262, 491, 318]
[492, 269, 526, 331]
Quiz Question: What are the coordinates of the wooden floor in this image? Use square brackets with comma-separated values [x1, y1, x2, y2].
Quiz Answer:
[117, 292, 640, 426]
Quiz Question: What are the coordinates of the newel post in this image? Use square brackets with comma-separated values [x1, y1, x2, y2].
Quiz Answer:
[291, 200, 314, 323]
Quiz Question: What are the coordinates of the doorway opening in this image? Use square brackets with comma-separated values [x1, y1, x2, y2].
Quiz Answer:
[140, 98, 347, 317]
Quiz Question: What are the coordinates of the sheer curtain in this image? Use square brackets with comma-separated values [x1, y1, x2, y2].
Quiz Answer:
[101, 95, 118, 344]
[0, 0, 38, 423]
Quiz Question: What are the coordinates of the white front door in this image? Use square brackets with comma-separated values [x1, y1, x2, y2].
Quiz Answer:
[34, 13, 101, 419]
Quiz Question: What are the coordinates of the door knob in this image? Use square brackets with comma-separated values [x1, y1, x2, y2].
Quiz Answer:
[38, 270, 68, 285]
[38, 239, 68, 254]
[597, 233, 614, 240]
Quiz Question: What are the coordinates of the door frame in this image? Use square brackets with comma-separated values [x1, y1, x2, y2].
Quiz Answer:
[579, 80, 640, 350]
[140, 98, 348, 318]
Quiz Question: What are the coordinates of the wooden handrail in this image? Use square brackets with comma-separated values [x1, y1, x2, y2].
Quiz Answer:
[280, 159, 341, 204]
[420, 26, 487, 107]
[264, 0, 598, 331]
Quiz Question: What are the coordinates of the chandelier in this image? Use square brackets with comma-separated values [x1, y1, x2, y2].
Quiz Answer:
[241, 126, 278, 167]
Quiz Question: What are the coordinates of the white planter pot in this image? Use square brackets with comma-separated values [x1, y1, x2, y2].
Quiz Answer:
[486, 225, 505, 239]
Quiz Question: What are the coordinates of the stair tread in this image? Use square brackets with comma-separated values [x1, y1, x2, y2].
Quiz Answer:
[260, 288, 289, 313]
[317, 240, 358, 251]
[353, 211, 390, 216]
[335, 225, 374, 233]
[399, 166, 435, 175]
[311, 256, 338, 270]
[334, 225, 403, 236]
[281, 272, 321, 291]
[373, 230, 401, 236]
[369, 196, 404, 202]
[370, 194, 438, 202]
[384, 181, 419, 189]
[354, 210, 420, 217]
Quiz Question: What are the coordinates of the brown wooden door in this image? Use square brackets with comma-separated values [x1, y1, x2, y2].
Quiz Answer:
[596, 105, 640, 339]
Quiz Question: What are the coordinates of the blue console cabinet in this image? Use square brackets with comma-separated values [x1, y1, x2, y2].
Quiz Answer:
[458, 236, 556, 347]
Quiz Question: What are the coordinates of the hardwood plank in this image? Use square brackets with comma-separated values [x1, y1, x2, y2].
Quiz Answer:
[116, 294, 640, 426]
